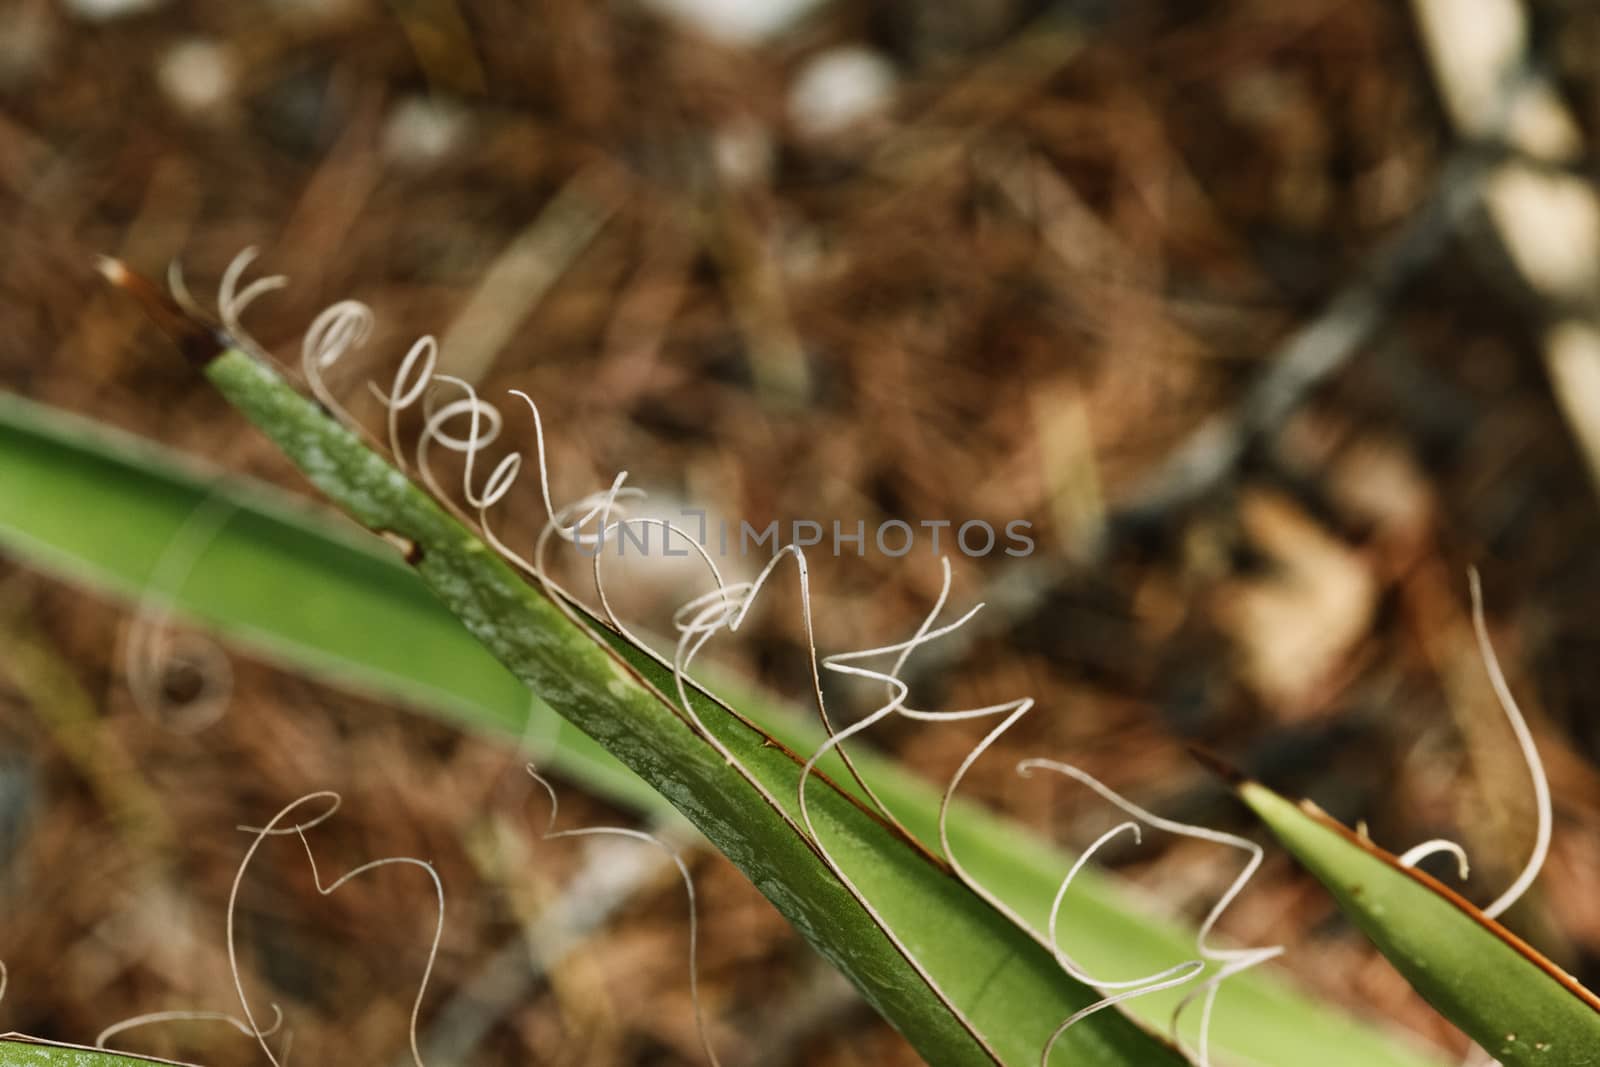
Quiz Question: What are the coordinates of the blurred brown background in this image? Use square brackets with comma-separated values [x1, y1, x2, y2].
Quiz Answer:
[3, 0, 1600, 1063]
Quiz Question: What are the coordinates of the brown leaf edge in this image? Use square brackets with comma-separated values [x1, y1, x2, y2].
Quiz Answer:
[1189, 747, 1600, 1019]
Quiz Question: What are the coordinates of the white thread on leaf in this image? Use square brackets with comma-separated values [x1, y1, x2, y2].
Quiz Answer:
[1017, 758, 1282, 1065]
[653, 546, 1004, 1053]
[1169, 943, 1284, 1067]
[217, 247, 287, 346]
[507, 389, 597, 545]
[1040, 958, 1203, 1067]
[1025, 821, 1206, 1062]
[533, 476, 645, 569]
[1016, 761, 1267, 961]
[301, 300, 375, 424]
[1468, 569, 1552, 920]
[366, 336, 439, 473]
[1385, 570, 1552, 919]
[1043, 824, 1180, 984]
[96, 1005, 284, 1051]
[417, 375, 504, 509]
[591, 514, 729, 645]
[800, 556, 984, 840]
[659, 546, 829, 832]
[665, 544, 905, 830]
[167, 260, 205, 319]
[169, 254, 1311, 1064]
[1398, 839, 1471, 881]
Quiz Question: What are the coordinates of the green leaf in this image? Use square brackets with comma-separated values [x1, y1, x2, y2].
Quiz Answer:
[0, 387, 654, 809]
[1237, 778, 1600, 1066]
[0, 381, 1447, 1067]
[0, 1037, 184, 1066]
[205, 348, 1198, 1066]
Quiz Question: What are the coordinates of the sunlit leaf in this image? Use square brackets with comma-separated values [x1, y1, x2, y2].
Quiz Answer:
[1238, 777, 1600, 1067]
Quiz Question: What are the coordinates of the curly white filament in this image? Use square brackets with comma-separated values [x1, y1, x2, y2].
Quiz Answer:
[800, 556, 986, 839]
[1023, 820, 1206, 1064]
[226, 792, 335, 1066]
[929, 690, 1038, 928]
[1016, 760, 1266, 961]
[167, 260, 205, 319]
[1171, 943, 1284, 1067]
[500, 391, 655, 581]
[1383, 570, 1550, 924]
[566, 450, 731, 651]
[121, 495, 236, 733]
[663, 545, 901, 835]
[592, 516, 729, 640]
[1397, 839, 1471, 881]
[366, 336, 439, 473]
[1039, 960, 1203, 1067]
[289, 835, 442, 1067]
[96, 1005, 284, 1051]
[1016, 758, 1278, 1063]
[123, 625, 234, 733]
[301, 300, 375, 424]
[410, 376, 652, 606]
[506, 390, 585, 542]
[534, 477, 645, 565]
[524, 765, 722, 1067]
[658, 550, 1005, 1054]
[218, 248, 288, 341]
[227, 792, 443, 1067]
[1468, 569, 1552, 920]
[416, 375, 505, 510]
[177, 253, 1300, 1066]
[1042, 823, 1198, 988]
[660, 549, 820, 824]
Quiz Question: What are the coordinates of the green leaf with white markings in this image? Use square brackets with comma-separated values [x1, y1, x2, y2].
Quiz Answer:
[0, 359, 1447, 1065]
[0, 1037, 187, 1066]
[191, 345, 1189, 1066]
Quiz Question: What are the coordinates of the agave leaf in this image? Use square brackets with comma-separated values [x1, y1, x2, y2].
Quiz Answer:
[0, 380, 1448, 1066]
[203, 346, 1194, 1066]
[0, 1036, 187, 1066]
[1236, 776, 1600, 1066]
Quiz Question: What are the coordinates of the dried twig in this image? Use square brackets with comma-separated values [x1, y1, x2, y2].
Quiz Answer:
[1410, 0, 1600, 495]
[1090, 149, 1490, 555]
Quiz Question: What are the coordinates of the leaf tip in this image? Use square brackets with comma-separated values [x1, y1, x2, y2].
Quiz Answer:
[98, 255, 230, 368]
[1186, 744, 1249, 787]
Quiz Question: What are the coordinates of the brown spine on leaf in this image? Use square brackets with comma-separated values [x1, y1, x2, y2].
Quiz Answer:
[1187, 745, 1248, 786]
[96, 256, 230, 368]
[379, 529, 426, 566]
